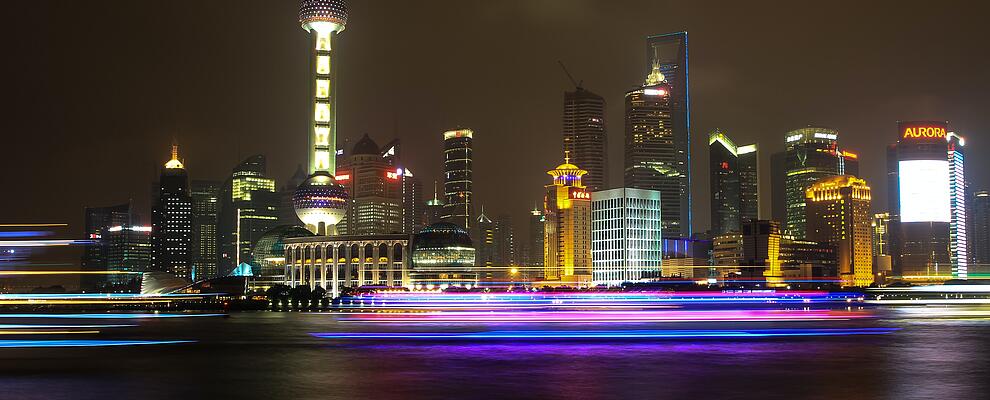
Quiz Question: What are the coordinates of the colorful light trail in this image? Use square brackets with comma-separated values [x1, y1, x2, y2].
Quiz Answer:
[335, 309, 871, 323]
[311, 328, 898, 340]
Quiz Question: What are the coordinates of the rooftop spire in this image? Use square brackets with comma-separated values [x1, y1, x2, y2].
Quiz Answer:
[165, 144, 184, 169]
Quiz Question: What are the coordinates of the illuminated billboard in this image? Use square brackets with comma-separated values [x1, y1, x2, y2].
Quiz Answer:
[898, 121, 948, 142]
[899, 160, 950, 223]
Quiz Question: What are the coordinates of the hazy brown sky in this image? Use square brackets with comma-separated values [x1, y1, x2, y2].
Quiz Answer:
[2, 0, 989, 239]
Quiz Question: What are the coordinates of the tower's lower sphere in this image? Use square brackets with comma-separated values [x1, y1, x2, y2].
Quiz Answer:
[293, 172, 348, 235]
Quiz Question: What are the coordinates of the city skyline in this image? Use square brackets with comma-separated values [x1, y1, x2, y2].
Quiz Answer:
[2, 1, 989, 241]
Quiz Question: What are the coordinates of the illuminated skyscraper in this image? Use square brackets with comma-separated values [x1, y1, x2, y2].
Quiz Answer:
[494, 214, 517, 267]
[82, 202, 132, 289]
[294, 0, 349, 236]
[442, 129, 474, 229]
[709, 130, 758, 235]
[563, 87, 607, 192]
[527, 205, 545, 267]
[218, 155, 279, 275]
[474, 208, 495, 268]
[710, 130, 739, 235]
[401, 168, 424, 235]
[738, 143, 759, 224]
[644, 32, 691, 237]
[106, 224, 153, 285]
[970, 191, 990, 266]
[425, 181, 445, 226]
[806, 176, 874, 287]
[947, 133, 967, 278]
[591, 188, 662, 286]
[191, 180, 221, 280]
[624, 60, 683, 237]
[888, 121, 967, 279]
[873, 212, 892, 279]
[543, 155, 592, 286]
[783, 127, 840, 238]
[152, 145, 193, 279]
[335, 134, 403, 235]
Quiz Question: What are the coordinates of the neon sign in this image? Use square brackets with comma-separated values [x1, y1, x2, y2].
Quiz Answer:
[569, 189, 590, 200]
[902, 125, 946, 139]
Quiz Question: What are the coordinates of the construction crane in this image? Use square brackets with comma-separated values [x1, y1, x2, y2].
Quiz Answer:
[558, 60, 583, 90]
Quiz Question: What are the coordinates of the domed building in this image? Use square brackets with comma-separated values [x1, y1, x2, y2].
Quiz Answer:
[249, 225, 313, 291]
[293, 171, 348, 235]
[410, 222, 478, 289]
[252, 225, 314, 275]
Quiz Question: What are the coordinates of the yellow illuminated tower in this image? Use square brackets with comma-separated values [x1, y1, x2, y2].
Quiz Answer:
[543, 153, 592, 286]
[293, 0, 349, 235]
[806, 175, 874, 287]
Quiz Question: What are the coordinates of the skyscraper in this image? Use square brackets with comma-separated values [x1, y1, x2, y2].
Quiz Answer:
[442, 129, 473, 229]
[645, 32, 691, 237]
[401, 168, 424, 235]
[152, 145, 193, 279]
[624, 61, 683, 237]
[425, 181, 445, 226]
[770, 151, 787, 224]
[106, 224, 153, 285]
[710, 130, 740, 235]
[738, 143, 759, 223]
[474, 209, 495, 268]
[970, 191, 990, 267]
[335, 134, 403, 235]
[591, 188, 662, 286]
[494, 214, 517, 267]
[948, 133, 967, 278]
[527, 205, 545, 267]
[563, 87, 607, 192]
[709, 130, 758, 235]
[82, 202, 135, 290]
[190, 180, 221, 281]
[218, 155, 279, 275]
[783, 127, 840, 238]
[294, 0, 349, 236]
[888, 121, 967, 279]
[872, 212, 892, 278]
[805, 176, 874, 287]
[543, 155, 592, 286]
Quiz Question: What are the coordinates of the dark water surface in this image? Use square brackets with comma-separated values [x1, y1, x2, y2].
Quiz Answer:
[2, 310, 989, 400]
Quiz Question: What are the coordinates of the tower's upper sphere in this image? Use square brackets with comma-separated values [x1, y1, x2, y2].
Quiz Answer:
[293, 171, 349, 235]
[299, 0, 348, 33]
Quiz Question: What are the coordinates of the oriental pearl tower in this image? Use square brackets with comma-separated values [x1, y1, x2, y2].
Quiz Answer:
[294, 0, 349, 235]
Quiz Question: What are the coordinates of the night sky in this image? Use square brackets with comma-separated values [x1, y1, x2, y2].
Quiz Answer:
[2, 0, 989, 240]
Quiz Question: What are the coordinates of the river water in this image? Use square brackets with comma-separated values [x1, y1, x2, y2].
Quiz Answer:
[2, 308, 989, 400]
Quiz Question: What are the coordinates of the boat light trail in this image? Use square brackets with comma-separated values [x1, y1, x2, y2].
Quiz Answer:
[311, 328, 898, 340]
[337, 310, 870, 324]
[0, 340, 193, 348]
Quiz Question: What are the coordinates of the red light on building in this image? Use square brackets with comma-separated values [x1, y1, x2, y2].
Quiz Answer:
[335, 171, 350, 181]
[569, 189, 590, 200]
[721, 161, 729, 170]
[386, 171, 399, 180]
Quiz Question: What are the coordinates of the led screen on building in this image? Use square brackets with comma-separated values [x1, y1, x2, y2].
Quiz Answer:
[899, 160, 950, 223]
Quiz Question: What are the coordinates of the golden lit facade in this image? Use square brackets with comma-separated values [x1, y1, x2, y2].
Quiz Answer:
[805, 175, 874, 287]
[543, 155, 592, 286]
[284, 234, 410, 298]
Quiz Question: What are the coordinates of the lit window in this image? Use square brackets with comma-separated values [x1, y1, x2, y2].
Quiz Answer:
[315, 103, 331, 122]
[317, 56, 330, 74]
[316, 79, 330, 98]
